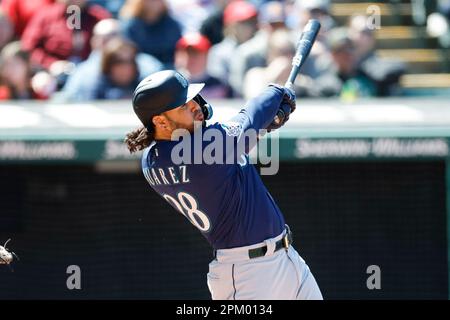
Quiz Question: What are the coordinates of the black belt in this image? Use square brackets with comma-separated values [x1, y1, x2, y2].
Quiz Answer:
[213, 226, 293, 260]
[248, 227, 293, 259]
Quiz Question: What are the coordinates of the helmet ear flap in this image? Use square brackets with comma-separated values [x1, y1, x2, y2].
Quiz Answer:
[202, 103, 213, 120]
[193, 94, 213, 120]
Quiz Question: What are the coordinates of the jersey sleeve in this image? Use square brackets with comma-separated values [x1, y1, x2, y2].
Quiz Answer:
[216, 85, 284, 161]
[230, 85, 284, 132]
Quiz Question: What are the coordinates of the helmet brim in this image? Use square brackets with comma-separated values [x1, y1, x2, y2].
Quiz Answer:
[186, 83, 205, 102]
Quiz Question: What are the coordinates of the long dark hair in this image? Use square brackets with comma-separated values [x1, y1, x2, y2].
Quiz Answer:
[124, 125, 154, 153]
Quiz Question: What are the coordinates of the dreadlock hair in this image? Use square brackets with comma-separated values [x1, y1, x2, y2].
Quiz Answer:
[124, 125, 154, 153]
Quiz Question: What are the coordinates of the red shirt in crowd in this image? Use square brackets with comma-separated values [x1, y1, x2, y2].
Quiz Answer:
[1, 0, 55, 37]
[21, 2, 111, 70]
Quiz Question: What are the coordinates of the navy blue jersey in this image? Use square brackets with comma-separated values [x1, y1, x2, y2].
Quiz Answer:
[141, 85, 287, 249]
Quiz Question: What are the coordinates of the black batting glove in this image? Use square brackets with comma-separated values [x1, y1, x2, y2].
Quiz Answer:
[282, 86, 296, 113]
[267, 84, 296, 131]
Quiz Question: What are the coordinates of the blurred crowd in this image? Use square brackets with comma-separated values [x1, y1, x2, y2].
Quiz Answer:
[0, 0, 412, 102]
[425, 0, 450, 48]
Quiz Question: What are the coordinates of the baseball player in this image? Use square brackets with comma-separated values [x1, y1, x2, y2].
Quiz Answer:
[125, 70, 322, 300]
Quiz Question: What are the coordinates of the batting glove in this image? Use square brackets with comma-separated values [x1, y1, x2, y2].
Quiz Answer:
[267, 84, 296, 131]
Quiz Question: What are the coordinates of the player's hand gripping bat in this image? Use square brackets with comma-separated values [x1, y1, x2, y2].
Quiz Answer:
[272, 19, 321, 126]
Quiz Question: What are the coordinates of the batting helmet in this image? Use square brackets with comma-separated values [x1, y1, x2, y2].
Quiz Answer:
[132, 70, 213, 130]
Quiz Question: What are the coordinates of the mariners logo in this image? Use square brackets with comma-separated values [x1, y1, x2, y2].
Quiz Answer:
[221, 122, 242, 137]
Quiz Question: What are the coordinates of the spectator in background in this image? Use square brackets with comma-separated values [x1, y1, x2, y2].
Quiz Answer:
[167, 0, 213, 33]
[349, 15, 405, 96]
[1, 0, 54, 37]
[0, 42, 49, 100]
[0, 10, 14, 51]
[348, 15, 377, 64]
[91, 37, 140, 99]
[229, 0, 287, 97]
[277, 0, 334, 85]
[21, 0, 111, 70]
[207, 0, 258, 89]
[311, 27, 377, 99]
[120, 0, 182, 67]
[293, 0, 334, 34]
[88, 0, 125, 18]
[243, 29, 295, 99]
[175, 33, 230, 99]
[292, 0, 334, 61]
[426, 0, 450, 49]
[61, 19, 163, 101]
[200, 0, 228, 45]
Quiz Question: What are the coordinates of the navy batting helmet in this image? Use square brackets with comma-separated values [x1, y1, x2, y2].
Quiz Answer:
[132, 70, 213, 130]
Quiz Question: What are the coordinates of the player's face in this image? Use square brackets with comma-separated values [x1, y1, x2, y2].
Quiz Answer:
[162, 99, 204, 134]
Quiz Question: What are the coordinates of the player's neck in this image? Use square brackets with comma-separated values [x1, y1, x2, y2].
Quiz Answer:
[153, 129, 173, 141]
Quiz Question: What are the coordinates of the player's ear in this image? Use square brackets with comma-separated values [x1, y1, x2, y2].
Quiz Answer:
[187, 100, 198, 113]
[152, 115, 168, 131]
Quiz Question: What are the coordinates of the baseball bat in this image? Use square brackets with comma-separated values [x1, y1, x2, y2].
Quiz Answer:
[272, 19, 321, 125]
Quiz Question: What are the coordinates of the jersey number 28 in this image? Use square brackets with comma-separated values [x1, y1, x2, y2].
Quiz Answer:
[163, 192, 211, 232]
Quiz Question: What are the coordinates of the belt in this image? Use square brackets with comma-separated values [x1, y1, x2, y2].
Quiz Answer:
[248, 227, 293, 259]
[213, 226, 293, 260]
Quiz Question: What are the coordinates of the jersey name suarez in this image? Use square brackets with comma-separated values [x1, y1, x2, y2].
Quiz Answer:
[143, 165, 190, 186]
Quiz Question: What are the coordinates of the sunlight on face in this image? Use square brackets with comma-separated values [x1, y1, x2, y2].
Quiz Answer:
[163, 99, 204, 134]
